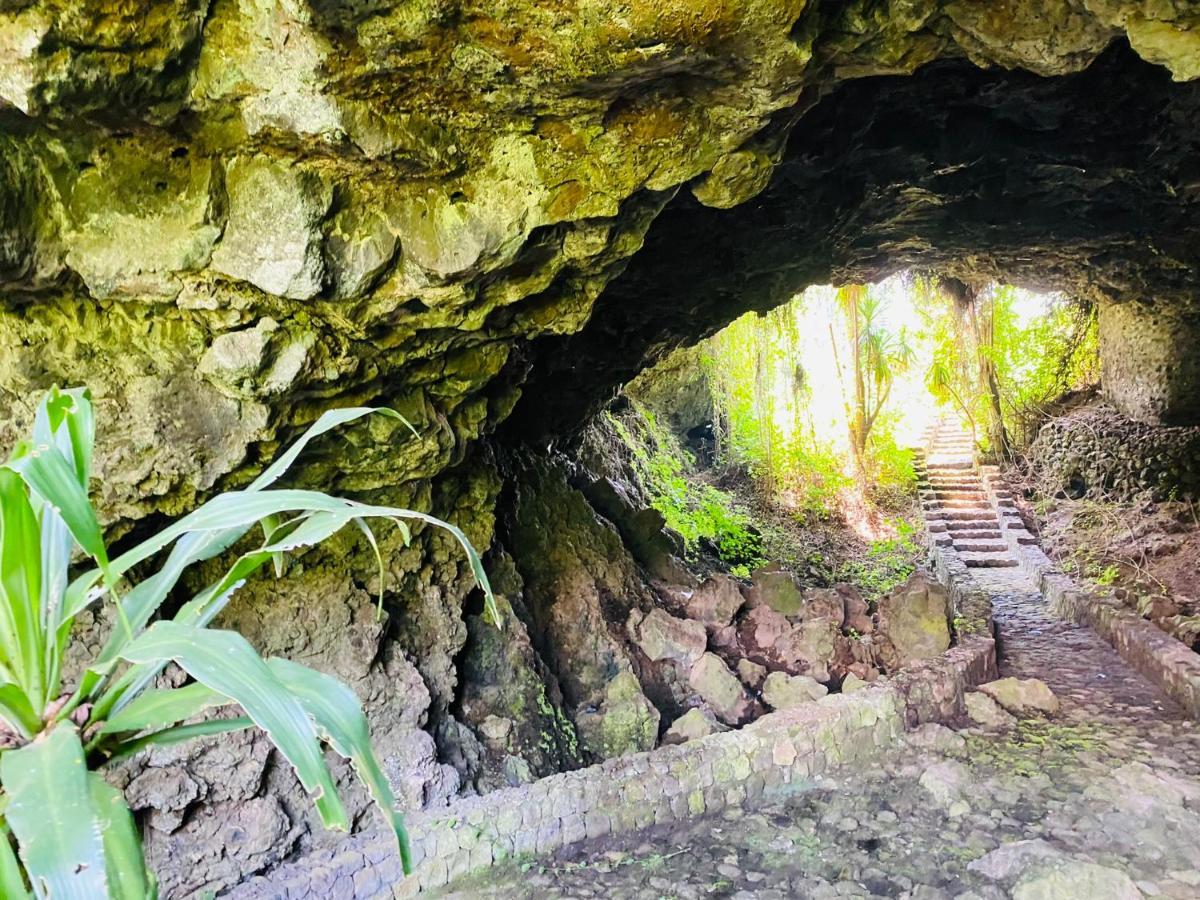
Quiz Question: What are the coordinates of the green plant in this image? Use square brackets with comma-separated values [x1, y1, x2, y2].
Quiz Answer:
[0, 387, 495, 897]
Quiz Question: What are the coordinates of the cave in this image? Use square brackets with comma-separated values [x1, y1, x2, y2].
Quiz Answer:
[1, 2, 1199, 897]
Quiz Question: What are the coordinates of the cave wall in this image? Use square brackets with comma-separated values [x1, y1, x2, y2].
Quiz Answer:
[1099, 299, 1200, 426]
[2, 1, 1200, 894]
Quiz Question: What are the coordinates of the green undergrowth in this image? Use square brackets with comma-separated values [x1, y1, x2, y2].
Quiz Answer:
[835, 518, 923, 599]
[608, 402, 766, 575]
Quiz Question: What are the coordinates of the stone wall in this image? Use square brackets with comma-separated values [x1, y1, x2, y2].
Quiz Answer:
[228, 632, 996, 898]
[1030, 403, 1200, 500]
[1099, 300, 1200, 426]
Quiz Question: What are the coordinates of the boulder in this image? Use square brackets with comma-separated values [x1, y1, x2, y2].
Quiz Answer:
[685, 574, 746, 627]
[736, 658, 768, 691]
[841, 673, 868, 693]
[968, 840, 1063, 881]
[761, 672, 828, 709]
[799, 587, 845, 623]
[773, 618, 839, 682]
[574, 672, 660, 758]
[735, 604, 790, 662]
[688, 653, 755, 725]
[628, 608, 707, 669]
[1012, 860, 1142, 900]
[876, 572, 951, 666]
[965, 691, 1017, 728]
[918, 759, 970, 806]
[979, 678, 1060, 717]
[746, 568, 805, 617]
[662, 707, 728, 745]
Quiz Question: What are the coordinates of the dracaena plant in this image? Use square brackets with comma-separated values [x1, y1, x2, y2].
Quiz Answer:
[0, 387, 497, 899]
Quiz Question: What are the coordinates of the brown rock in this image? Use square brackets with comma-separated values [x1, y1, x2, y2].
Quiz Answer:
[876, 572, 951, 667]
[799, 587, 845, 623]
[979, 678, 1060, 717]
[773, 618, 839, 682]
[684, 573, 746, 627]
[736, 658, 768, 691]
[735, 604, 790, 663]
[745, 568, 805, 617]
[628, 608, 707, 669]
[761, 671, 828, 709]
[662, 707, 728, 745]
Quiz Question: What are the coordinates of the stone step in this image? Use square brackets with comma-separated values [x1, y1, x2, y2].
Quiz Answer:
[954, 541, 1009, 553]
[926, 461, 973, 471]
[953, 529, 1002, 539]
[962, 554, 1020, 568]
[928, 509, 999, 521]
[944, 520, 1002, 531]
[933, 498, 990, 507]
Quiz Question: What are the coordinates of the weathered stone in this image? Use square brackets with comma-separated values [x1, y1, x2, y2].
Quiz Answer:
[736, 604, 791, 663]
[662, 708, 728, 745]
[918, 760, 970, 807]
[746, 568, 805, 617]
[965, 691, 1017, 729]
[876, 572, 952, 667]
[629, 608, 707, 669]
[688, 653, 755, 726]
[736, 659, 768, 691]
[684, 574, 746, 627]
[761, 672, 828, 710]
[841, 673, 869, 693]
[210, 156, 332, 300]
[968, 840, 1063, 881]
[800, 587, 847, 623]
[773, 618, 840, 682]
[574, 672, 660, 759]
[979, 678, 1061, 717]
[1012, 860, 1143, 900]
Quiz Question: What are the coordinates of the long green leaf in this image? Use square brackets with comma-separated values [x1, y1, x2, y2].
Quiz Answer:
[248, 407, 403, 491]
[118, 622, 350, 831]
[107, 717, 254, 763]
[1, 726, 109, 899]
[0, 470, 44, 709]
[5, 445, 107, 570]
[267, 657, 413, 874]
[0, 684, 41, 739]
[0, 817, 31, 899]
[87, 775, 155, 900]
[100, 682, 230, 736]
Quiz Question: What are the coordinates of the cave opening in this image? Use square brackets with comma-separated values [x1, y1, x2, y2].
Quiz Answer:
[3, 4, 1200, 896]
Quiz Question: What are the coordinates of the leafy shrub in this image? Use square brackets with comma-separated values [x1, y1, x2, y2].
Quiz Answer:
[0, 388, 493, 897]
[835, 519, 922, 599]
[609, 404, 765, 573]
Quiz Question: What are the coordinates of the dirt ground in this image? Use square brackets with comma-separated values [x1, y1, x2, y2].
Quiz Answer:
[1007, 475, 1200, 651]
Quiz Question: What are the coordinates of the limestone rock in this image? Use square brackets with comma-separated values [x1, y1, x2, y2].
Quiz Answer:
[629, 608, 707, 669]
[876, 572, 951, 667]
[773, 618, 840, 682]
[965, 691, 1017, 729]
[761, 671, 828, 710]
[685, 574, 746, 627]
[841, 586, 874, 635]
[841, 673, 868, 693]
[918, 760, 970, 806]
[574, 672, 660, 759]
[1012, 860, 1142, 900]
[799, 586, 846, 623]
[746, 567, 805, 617]
[662, 707, 728, 745]
[968, 840, 1063, 881]
[688, 653, 755, 726]
[979, 678, 1061, 717]
[210, 156, 332, 300]
[736, 604, 791, 661]
[736, 658, 768, 691]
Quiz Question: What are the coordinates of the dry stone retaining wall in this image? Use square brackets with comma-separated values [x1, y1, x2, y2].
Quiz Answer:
[229, 620, 995, 898]
[979, 466, 1200, 719]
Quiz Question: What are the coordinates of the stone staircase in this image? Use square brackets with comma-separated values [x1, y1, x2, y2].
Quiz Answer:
[916, 417, 1021, 569]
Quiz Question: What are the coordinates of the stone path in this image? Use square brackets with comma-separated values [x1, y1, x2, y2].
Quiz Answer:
[431, 420, 1200, 900]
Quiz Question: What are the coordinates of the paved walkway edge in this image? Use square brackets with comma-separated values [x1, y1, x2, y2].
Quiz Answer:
[979, 465, 1200, 719]
[228, 603, 996, 898]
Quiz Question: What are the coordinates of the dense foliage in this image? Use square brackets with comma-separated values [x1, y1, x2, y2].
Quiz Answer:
[0, 389, 493, 897]
[919, 278, 1099, 455]
[609, 404, 765, 575]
